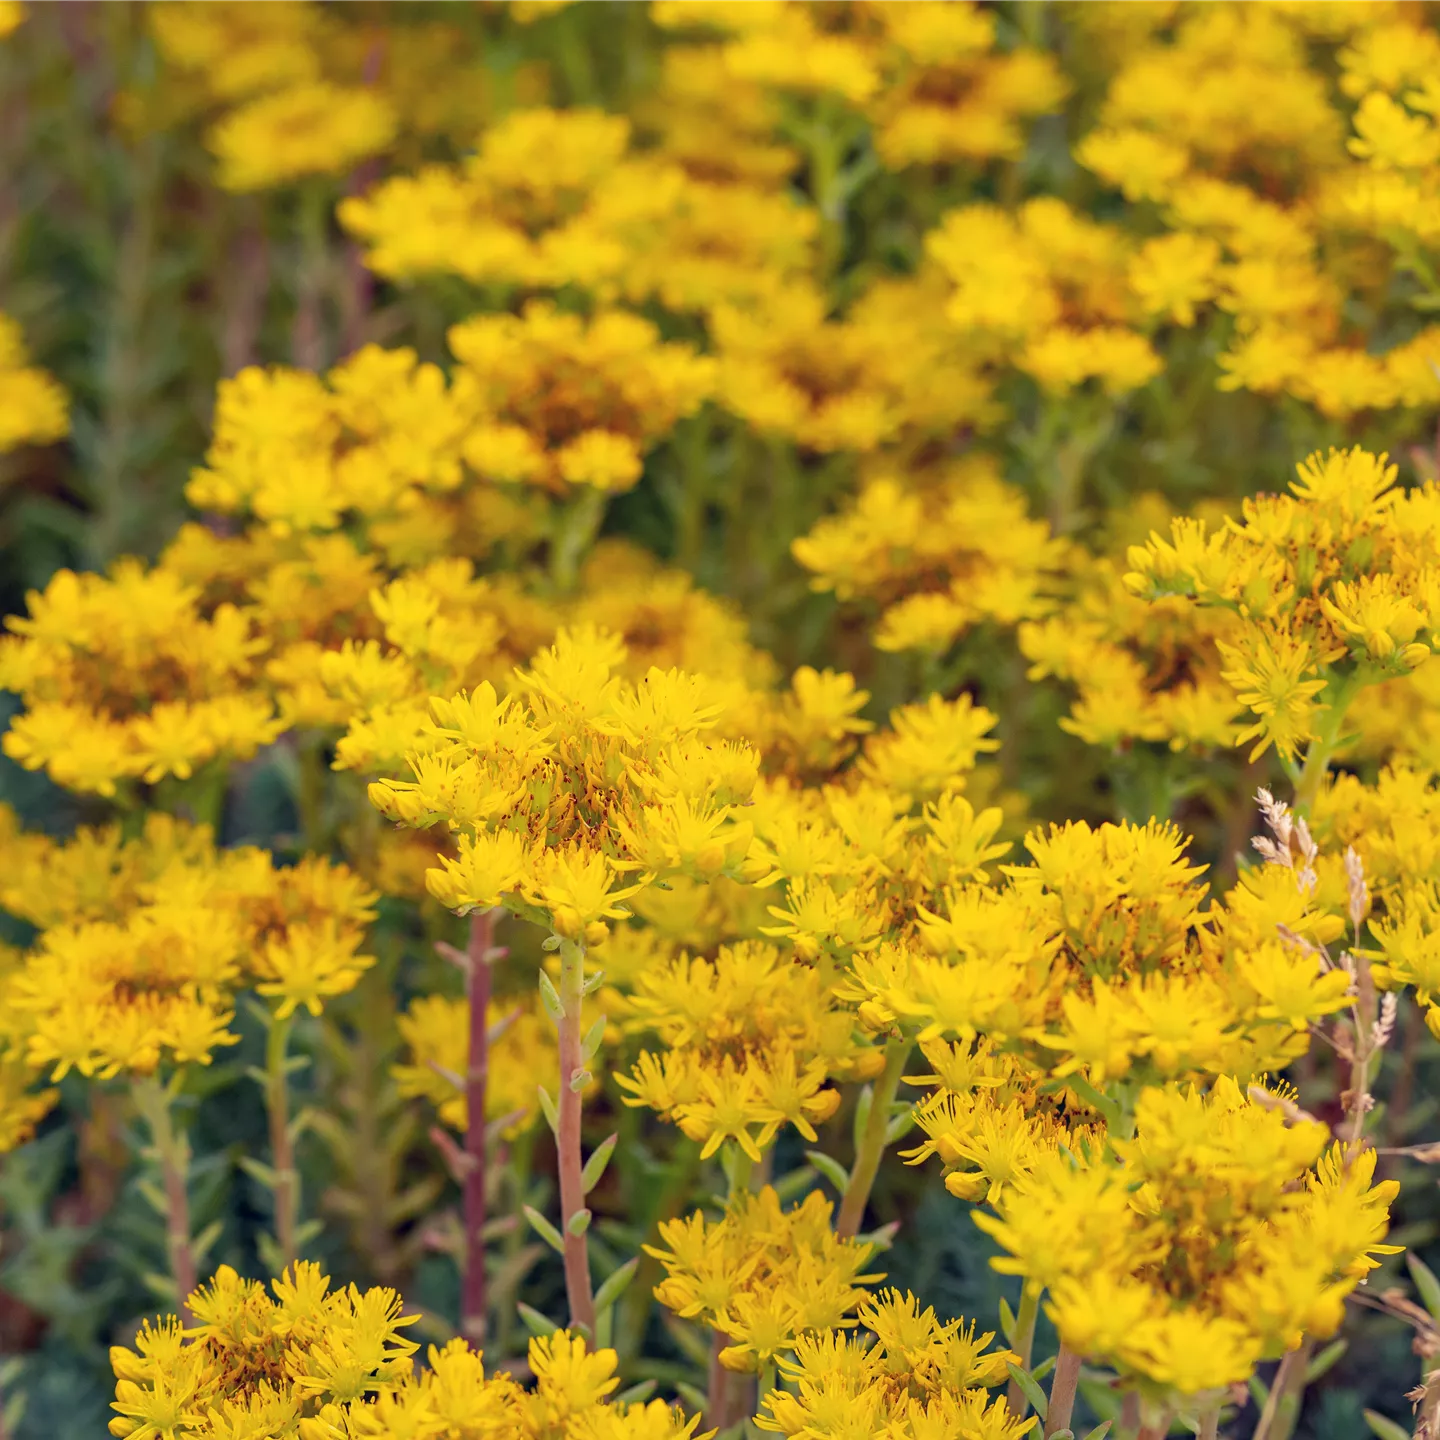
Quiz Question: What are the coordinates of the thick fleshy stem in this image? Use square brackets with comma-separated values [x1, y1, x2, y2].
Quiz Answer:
[462, 909, 496, 1343]
[133, 1074, 196, 1323]
[1252, 1340, 1312, 1440]
[1292, 671, 1364, 816]
[1006, 1284, 1041, 1418]
[836, 1038, 912, 1240]
[557, 939, 596, 1333]
[706, 1331, 733, 1432]
[1045, 1343, 1082, 1438]
[1197, 1402, 1220, 1440]
[264, 1008, 300, 1268]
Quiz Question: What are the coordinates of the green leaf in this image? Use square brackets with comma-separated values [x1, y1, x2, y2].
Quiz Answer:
[1080, 1424, 1112, 1440]
[569, 1067, 592, 1093]
[1364, 1410, 1412, 1440]
[999, 1296, 1018, 1346]
[594, 1258, 639, 1315]
[518, 1303, 559, 1338]
[1409, 1253, 1440, 1323]
[675, 1382, 708, 1415]
[296, 1218, 325, 1246]
[288, 1106, 319, 1145]
[1249, 1377, 1269, 1409]
[567, 1207, 592, 1237]
[1078, 1379, 1121, 1423]
[141, 1270, 177, 1301]
[523, 1205, 566, 1254]
[582, 1134, 618, 1194]
[538, 970, 564, 1022]
[238, 1155, 279, 1190]
[136, 1179, 170, 1217]
[537, 1084, 559, 1137]
[1006, 1365, 1048, 1421]
[884, 1110, 915, 1144]
[615, 1380, 657, 1407]
[1031, 1355, 1056, 1383]
[806, 1149, 851, 1193]
[1306, 1338, 1347, 1384]
[191, 1220, 224, 1266]
[852, 1085, 873, 1153]
[581, 1016, 607, 1062]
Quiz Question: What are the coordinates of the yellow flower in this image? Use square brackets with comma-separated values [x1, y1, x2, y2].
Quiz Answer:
[208, 81, 398, 192]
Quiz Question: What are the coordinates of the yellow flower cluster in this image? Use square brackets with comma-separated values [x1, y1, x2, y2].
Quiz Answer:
[0, 312, 67, 452]
[1126, 447, 1440, 761]
[0, 813, 376, 1078]
[1074, 4, 1440, 418]
[4, 1, 1435, 1428]
[450, 303, 715, 495]
[0, 563, 280, 796]
[758, 1290, 1027, 1440]
[853, 815, 1353, 1095]
[978, 1079, 1400, 1399]
[146, 3, 398, 192]
[369, 628, 756, 940]
[793, 457, 1064, 656]
[111, 1261, 704, 1440]
[646, 1186, 880, 1375]
[618, 940, 879, 1162]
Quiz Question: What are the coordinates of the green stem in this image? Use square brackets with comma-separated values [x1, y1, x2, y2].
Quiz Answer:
[133, 1075, 196, 1323]
[265, 1009, 300, 1268]
[291, 180, 330, 371]
[757, 1357, 777, 1419]
[1006, 1284, 1041, 1418]
[1046, 1343, 1082, 1438]
[549, 486, 607, 595]
[556, 939, 595, 1333]
[1293, 671, 1365, 816]
[836, 1039, 911, 1239]
[1253, 1341, 1312, 1440]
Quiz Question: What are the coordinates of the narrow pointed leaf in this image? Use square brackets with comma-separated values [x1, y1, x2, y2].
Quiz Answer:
[593, 1258, 638, 1314]
[522, 1204, 565, 1254]
[806, 1149, 850, 1193]
[1006, 1365, 1048, 1421]
[582, 1134, 618, 1194]
[518, 1303, 559, 1338]
[1408, 1253, 1440, 1322]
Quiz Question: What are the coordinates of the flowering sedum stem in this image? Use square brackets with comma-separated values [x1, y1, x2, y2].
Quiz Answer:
[133, 1074, 196, 1324]
[1006, 1284, 1041, 1419]
[557, 938, 596, 1334]
[1292, 671, 1364, 816]
[264, 1008, 300, 1268]
[705, 1331, 733, 1431]
[836, 1038, 911, 1240]
[1045, 1343, 1082, 1438]
[1252, 1340, 1312, 1440]
[461, 909, 496, 1343]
